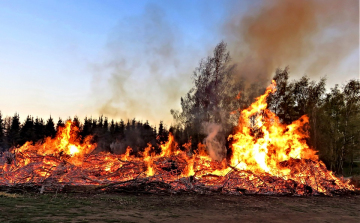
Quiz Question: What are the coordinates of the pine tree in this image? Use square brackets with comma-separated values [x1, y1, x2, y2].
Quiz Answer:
[97, 116, 104, 129]
[19, 115, 35, 145]
[81, 117, 93, 138]
[72, 116, 81, 130]
[158, 121, 167, 143]
[45, 116, 56, 138]
[91, 118, 97, 130]
[7, 113, 21, 147]
[56, 118, 65, 132]
[103, 117, 108, 131]
[34, 117, 45, 142]
[109, 119, 115, 135]
[0, 111, 5, 151]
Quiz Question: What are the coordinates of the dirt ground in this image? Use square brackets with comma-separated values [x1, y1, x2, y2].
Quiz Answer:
[0, 192, 359, 223]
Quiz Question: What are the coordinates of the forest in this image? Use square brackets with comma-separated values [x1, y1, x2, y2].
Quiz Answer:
[0, 42, 359, 176]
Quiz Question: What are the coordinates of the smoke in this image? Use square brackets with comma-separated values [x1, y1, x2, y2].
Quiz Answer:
[202, 122, 226, 161]
[224, 0, 359, 83]
[91, 0, 358, 127]
[200, 0, 358, 160]
[91, 4, 199, 125]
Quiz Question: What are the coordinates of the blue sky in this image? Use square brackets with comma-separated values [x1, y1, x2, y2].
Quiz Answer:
[0, 0, 239, 124]
[0, 0, 358, 125]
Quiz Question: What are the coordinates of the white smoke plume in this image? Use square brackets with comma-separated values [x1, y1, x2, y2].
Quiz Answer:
[203, 122, 226, 161]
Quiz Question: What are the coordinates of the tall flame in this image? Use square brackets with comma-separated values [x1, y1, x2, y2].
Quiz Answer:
[230, 80, 317, 177]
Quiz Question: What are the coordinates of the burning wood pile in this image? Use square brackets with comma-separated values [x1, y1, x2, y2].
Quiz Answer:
[0, 81, 354, 195]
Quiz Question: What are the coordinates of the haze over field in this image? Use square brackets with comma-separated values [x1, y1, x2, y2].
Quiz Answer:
[0, 0, 358, 125]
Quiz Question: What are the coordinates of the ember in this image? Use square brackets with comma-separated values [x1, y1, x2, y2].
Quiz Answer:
[0, 81, 354, 195]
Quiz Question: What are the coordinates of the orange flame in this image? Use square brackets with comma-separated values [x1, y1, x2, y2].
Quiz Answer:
[14, 121, 95, 166]
[230, 80, 317, 177]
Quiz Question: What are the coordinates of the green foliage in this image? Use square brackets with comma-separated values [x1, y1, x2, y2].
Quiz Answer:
[171, 41, 244, 149]
[0, 111, 5, 151]
[267, 67, 326, 124]
[45, 116, 56, 138]
[313, 80, 360, 175]
[7, 113, 21, 147]
[56, 117, 65, 131]
[267, 68, 360, 175]
[171, 41, 238, 128]
[19, 115, 35, 145]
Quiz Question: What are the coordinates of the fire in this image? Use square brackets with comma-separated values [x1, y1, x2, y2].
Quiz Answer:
[0, 81, 354, 195]
[229, 81, 317, 177]
[69, 145, 80, 156]
[14, 121, 94, 160]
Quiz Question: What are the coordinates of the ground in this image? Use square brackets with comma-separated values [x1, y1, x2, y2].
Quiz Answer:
[0, 192, 359, 223]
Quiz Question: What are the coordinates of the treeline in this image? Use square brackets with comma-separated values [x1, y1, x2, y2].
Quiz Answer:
[0, 115, 56, 150]
[0, 114, 170, 155]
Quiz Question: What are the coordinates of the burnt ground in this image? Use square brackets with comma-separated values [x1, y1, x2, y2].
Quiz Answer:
[0, 192, 359, 223]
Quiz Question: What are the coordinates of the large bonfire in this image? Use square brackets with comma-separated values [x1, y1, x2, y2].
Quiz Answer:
[0, 81, 354, 195]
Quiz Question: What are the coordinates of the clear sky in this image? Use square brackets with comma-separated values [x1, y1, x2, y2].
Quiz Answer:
[0, 0, 358, 126]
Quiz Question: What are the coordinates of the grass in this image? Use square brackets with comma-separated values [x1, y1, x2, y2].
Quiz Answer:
[0, 193, 139, 223]
[0, 192, 359, 223]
